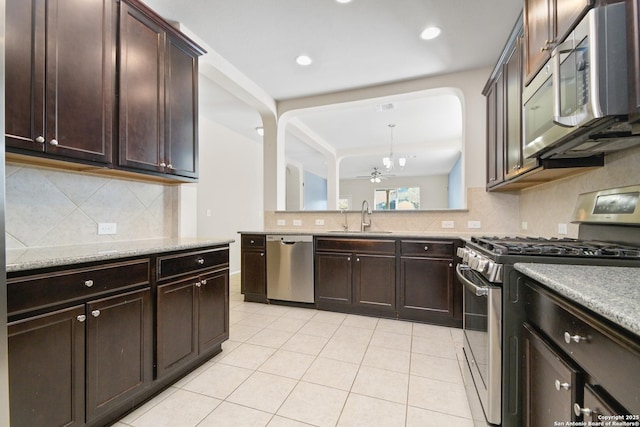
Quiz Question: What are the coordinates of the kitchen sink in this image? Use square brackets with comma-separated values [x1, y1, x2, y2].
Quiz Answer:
[327, 230, 393, 234]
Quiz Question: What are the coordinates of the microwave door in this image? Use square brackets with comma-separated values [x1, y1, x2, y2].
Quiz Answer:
[553, 32, 593, 127]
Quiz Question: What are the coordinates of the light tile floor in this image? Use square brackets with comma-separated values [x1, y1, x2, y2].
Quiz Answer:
[114, 274, 479, 427]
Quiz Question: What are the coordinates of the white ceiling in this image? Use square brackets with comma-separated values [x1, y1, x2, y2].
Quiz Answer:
[144, 0, 522, 179]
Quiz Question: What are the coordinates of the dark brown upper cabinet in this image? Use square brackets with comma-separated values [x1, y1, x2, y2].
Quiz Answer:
[524, 0, 591, 85]
[118, 0, 205, 181]
[5, 0, 116, 164]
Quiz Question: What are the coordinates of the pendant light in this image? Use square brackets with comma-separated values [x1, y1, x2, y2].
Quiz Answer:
[382, 124, 406, 171]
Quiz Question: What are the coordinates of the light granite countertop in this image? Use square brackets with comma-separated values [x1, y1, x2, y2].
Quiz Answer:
[6, 237, 235, 273]
[238, 230, 473, 240]
[515, 263, 640, 337]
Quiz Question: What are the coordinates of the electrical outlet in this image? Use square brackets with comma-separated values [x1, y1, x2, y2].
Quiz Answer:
[98, 222, 117, 235]
[441, 220, 455, 229]
[277, 219, 286, 226]
[206, 209, 212, 217]
[293, 219, 302, 226]
[315, 219, 325, 226]
[467, 220, 481, 229]
[558, 223, 568, 235]
[522, 221, 528, 230]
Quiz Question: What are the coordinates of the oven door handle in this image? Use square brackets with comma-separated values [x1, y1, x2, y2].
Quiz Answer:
[456, 264, 489, 297]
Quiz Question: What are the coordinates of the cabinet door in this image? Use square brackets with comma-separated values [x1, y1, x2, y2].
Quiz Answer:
[8, 306, 85, 427]
[523, 323, 582, 426]
[85, 288, 153, 422]
[5, 0, 45, 151]
[399, 257, 454, 318]
[579, 384, 620, 422]
[628, 0, 640, 123]
[165, 36, 199, 179]
[524, 0, 552, 83]
[5, 0, 115, 163]
[157, 279, 197, 378]
[353, 254, 395, 312]
[315, 252, 352, 306]
[197, 271, 229, 354]
[555, 0, 591, 43]
[119, 1, 166, 173]
[241, 249, 267, 302]
[486, 73, 505, 188]
[45, 0, 115, 162]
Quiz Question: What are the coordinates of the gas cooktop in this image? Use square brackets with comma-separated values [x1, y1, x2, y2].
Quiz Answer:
[470, 236, 640, 259]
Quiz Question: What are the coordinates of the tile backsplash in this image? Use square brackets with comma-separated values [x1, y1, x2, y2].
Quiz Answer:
[5, 162, 178, 249]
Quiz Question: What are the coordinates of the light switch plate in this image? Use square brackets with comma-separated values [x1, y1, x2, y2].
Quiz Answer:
[467, 220, 481, 229]
[315, 219, 325, 226]
[277, 219, 286, 226]
[558, 223, 568, 235]
[98, 222, 117, 235]
[293, 219, 302, 226]
[441, 220, 455, 229]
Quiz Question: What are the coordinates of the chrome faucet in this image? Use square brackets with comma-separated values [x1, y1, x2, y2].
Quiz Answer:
[361, 200, 371, 232]
[341, 209, 349, 231]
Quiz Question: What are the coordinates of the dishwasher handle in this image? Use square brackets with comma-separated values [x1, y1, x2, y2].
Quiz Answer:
[281, 240, 298, 245]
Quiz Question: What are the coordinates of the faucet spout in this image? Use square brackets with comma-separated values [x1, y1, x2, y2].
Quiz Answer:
[361, 200, 371, 232]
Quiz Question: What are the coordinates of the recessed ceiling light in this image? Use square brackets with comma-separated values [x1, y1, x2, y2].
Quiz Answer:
[420, 26, 441, 40]
[296, 55, 312, 66]
[255, 126, 264, 136]
[335, 0, 353, 3]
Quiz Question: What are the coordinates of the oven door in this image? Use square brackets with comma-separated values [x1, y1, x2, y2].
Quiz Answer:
[457, 264, 502, 425]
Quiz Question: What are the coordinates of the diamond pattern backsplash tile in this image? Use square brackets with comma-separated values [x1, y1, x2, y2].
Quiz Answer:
[5, 163, 178, 249]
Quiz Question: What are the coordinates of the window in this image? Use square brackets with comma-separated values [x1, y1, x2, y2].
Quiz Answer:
[374, 187, 420, 210]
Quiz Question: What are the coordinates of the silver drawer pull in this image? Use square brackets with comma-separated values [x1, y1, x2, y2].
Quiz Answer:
[84, 280, 94, 288]
[554, 380, 570, 391]
[564, 332, 587, 344]
[49, 139, 59, 146]
[91, 310, 100, 317]
[35, 136, 45, 143]
[574, 403, 592, 417]
[195, 281, 202, 288]
[424, 245, 429, 251]
[77, 315, 87, 322]
[197, 258, 205, 265]
[201, 279, 207, 285]
[261, 252, 264, 257]
[250, 240, 255, 244]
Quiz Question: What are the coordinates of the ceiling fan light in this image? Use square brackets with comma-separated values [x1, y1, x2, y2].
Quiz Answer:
[420, 26, 441, 40]
[398, 157, 406, 167]
[382, 157, 391, 168]
[375, 177, 381, 183]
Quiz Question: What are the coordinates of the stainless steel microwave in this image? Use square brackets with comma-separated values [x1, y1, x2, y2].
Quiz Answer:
[522, 2, 630, 159]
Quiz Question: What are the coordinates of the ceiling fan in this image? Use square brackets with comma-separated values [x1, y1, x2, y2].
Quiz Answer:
[356, 167, 394, 183]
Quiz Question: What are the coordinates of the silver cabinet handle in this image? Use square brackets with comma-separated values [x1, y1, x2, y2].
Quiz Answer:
[574, 403, 592, 417]
[564, 332, 587, 344]
[91, 310, 100, 317]
[195, 281, 202, 288]
[160, 162, 167, 167]
[49, 139, 59, 146]
[424, 245, 429, 251]
[356, 257, 360, 262]
[250, 240, 255, 244]
[167, 164, 173, 169]
[35, 136, 45, 143]
[77, 315, 87, 322]
[197, 258, 205, 265]
[347, 256, 351, 261]
[84, 280, 94, 288]
[260, 252, 264, 257]
[555, 380, 570, 391]
[201, 279, 207, 285]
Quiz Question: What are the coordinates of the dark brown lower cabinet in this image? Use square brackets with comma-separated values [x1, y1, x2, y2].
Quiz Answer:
[157, 269, 229, 378]
[8, 306, 86, 427]
[8, 288, 152, 427]
[86, 289, 153, 421]
[522, 322, 581, 426]
[314, 237, 396, 317]
[240, 249, 267, 303]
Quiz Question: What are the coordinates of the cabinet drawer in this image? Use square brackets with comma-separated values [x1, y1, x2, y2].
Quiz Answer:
[525, 283, 640, 414]
[157, 247, 229, 281]
[315, 237, 396, 255]
[400, 240, 453, 258]
[242, 234, 265, 249]
[8, 259, 150, 317]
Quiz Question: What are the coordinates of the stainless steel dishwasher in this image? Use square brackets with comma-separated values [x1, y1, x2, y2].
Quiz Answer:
[266, 235, 314, 303]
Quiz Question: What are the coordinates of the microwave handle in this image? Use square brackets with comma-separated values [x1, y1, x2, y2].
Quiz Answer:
[552, 39, 591, 127]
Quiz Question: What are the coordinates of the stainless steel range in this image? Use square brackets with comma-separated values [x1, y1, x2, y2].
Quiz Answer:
[456, 185, 640, 426]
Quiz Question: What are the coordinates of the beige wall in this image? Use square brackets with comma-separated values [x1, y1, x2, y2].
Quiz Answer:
[520, 146, 640, 238]
[4, 162, 179, 249]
